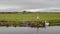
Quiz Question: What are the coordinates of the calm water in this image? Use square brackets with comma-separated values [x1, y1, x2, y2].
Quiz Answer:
[0, 26, 60, 34]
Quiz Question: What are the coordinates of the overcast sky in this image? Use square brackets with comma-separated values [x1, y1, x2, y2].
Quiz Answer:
[0, 0, 60, 11]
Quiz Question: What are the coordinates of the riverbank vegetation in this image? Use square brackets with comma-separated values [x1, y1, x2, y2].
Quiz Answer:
[0, 13, 60, 22]
[0, 13, 60, 26]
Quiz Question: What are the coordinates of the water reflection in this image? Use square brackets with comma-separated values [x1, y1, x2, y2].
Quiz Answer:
[0, 26, 60, 34]
[36, 28, 39, 34]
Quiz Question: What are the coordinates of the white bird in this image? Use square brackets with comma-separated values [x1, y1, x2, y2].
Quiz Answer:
[45, 21, 49, 26]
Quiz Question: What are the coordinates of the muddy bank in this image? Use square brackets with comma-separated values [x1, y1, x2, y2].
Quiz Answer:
[0, 21, 45, 27]
[0, 21, 60, 27]
[49, 23, 60, 26]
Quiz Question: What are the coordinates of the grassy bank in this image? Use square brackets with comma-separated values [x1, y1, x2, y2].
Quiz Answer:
[0, 13, 60, 22]
[0, 13, 60, 26]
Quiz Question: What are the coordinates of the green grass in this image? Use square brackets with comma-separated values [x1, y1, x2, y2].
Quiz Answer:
[0, 13, 60, 22]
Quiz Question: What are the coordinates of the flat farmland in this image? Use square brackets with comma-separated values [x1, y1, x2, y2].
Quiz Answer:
[0, 13, 60, 23]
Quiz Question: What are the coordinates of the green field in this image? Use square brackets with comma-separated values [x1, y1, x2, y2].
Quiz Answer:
[0, 13, 60, 23]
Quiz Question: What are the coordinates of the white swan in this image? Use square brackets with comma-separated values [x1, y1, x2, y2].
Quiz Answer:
[45, 21, 49, 26]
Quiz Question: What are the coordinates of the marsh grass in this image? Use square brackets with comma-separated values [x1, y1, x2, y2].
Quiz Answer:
[0, 13, 60, 26]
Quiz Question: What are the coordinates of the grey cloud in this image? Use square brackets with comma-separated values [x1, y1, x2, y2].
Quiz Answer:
[0, 0, 60, 11]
